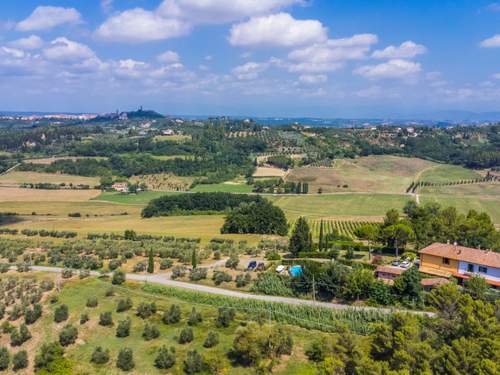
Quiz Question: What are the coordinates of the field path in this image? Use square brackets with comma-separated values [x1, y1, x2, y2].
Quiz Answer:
[0, 162, 20, 176]
[24, 265, 432, 316]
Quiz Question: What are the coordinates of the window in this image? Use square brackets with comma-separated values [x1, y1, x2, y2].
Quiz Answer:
[478, 266, 488, 274]
[442, 258, 450, 265]
[467, 264, 474, 273]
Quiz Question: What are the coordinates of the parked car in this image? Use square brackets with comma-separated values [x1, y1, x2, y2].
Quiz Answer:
[275, 265, 286, 274]
[247, 261, 257, 271]
[391, 259, 401, 266]
[400, 260, 411, 268]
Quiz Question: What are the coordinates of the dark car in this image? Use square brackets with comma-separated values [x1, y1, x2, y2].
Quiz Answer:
[247, 261, 257, 270]
[256, 262, 266, 271]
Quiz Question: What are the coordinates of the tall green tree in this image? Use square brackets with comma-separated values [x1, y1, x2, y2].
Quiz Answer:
[191, 249, 197, 270]
[382, 223, 415, 257]
[147, 250, 154, 274]
[354, 224, 379, 260]
[318, 220, 324, 251]
[289, 217, 312, 256]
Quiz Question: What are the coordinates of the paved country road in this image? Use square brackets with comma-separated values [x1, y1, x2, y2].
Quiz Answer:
[22, 265, 433, 316]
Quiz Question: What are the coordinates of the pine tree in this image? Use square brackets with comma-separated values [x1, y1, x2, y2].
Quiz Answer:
[147, 250, 154, 274]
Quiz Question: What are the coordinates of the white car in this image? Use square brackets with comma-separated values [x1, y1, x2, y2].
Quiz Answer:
[400, 260, 411, 268]
[275, 265, 286, 274]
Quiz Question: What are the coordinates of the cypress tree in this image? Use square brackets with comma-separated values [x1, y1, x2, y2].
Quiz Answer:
[191, 249, 197, 270]
[289, 217, 312, 256]
[147, 250, 154, 274]
[319, 220, 324, 251]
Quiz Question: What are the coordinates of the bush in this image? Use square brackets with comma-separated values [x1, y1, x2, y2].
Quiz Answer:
[190, 267, 208, 281]
[163, 305, 181, 324]
[203, 331, 219, 348]
[133, 262, 146, 273]
[61, 268, 73, 279]
[188, 307, 202, 326]
[178, 327, 194, 344]
[12, 350, 28, 370]
[154, 346, 176, 369]
[0, 347, 9, 371]
[105, 287, 115, 297]
[171, 266, 187, 279]
[216, 307, 235, 328]
[24, 303, 42, 325]
[116, 348, 134, 371]
[108, 259, 122, 271]
[99, 312, 113, 327]
[91, 346, 110, 365]
[10, 324, 31, 346]
[136, 302, 156, 319]
[59, 324, 78, 346]
[116, 298, 133, 313]
[34, 342, 65, 371]
[183, 350, 203, 374]
[212, 271, 232, 285]
[225, 254, 239, 269]
[235, 273, 252, 288]
[142, 323, 160, 341]
[80, 313, 89, 325]
[116, 317, 131, 338]
[112, 270, 126, 285]
[86, 297, 98, 308]
[159, 259, 173, 270]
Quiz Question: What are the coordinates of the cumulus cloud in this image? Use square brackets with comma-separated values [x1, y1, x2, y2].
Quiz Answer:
[480, 34, 500, 48]
[354, 59, 421, 80]
[298, 74, 327, 84]
[286, 34, 378, 72]
[43, 37, 96, 63]
[372, 41, 426, 59]
[101, 0, 113, 13]
[232, 62, 269, 80]
[95, 8, 190, 43]
[16, 6, 81, 32]
[8, 35, 44, 50]
[158, 0, 300, 24]
[229, 13, 327, 48]
[157, 50, 180, 63]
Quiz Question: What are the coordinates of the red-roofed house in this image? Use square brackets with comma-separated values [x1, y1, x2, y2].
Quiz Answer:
[419, 242, 500, 287]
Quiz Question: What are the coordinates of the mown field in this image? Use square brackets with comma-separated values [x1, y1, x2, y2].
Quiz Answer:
[0, 171, 100, 186]
[190, 183, 253, 193]
[0, 187, 101, 202]
[417, 164, 482, 183]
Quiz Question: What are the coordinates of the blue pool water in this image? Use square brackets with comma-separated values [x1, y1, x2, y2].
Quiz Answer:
[289, 265, 303, 277]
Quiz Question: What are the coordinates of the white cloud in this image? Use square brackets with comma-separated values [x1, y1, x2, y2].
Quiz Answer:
[1, 47, 26, 59]
[480, 34, 500, 48]
[493, 73, 500, 79]
[8, 35, 44, 50]
[232, 62, 268, 80]
[286, 34, 378, 73]
[158, 0, 300, 24]
[16, 6, 81, 32]
[95, 8, 190, 43]
[101, 0, 113, 13]
[113, 59, 150, 79]
[157, 50, 180, 63]
[43, 37, 95, 63]
[354, 59, 421, 80]
[372, 41, 426, 59]
[298, 74, 327, 84]
[229, 13, 327, 48]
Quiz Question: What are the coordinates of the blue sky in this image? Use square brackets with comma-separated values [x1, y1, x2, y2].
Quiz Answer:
[1, 0, 500, 117]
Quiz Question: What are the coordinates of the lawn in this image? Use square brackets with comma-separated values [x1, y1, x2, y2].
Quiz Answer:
[190, 183, 253, 193]
[418, 164, 482, 183]
[2, 276, 316, 375]
[0, 171, 100, 186]
[287, 155, 436, 194]
[269, 193, 412, 219]
[419, 182, 500, 197]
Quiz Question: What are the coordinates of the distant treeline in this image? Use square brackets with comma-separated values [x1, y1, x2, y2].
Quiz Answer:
[142, 192, 264, 217]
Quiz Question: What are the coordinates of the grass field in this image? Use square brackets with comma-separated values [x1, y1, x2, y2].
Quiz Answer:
[0, 171, 99, 186]
[191, 183, 253, 193]
[419, 182, 500, 196]
[418, 164, 482, 183]
[22, 156, 108, 165]
[287, 156, 435, 194]
[93, 191, 177, 204]
[0, 201, 143, 216]
[154, 134, 191, 142]
[253, 166, 287, 178]
[270, 193, 413, 219]
[0, 187, 101, 202]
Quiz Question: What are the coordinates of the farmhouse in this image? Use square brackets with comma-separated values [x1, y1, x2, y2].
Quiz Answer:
[419, 242, 500, 287]
[112, 182, 128, 193]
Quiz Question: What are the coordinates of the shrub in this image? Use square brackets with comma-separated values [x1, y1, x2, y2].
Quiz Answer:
[86, 297, 98, 308]
[212, 271, 232, 285]
[216, 307, 235, 328]
[108, 259, 122, 271]
[91, 346, 110, 365]
[61, 268, 73, 279]
[266, 251, 281, 261]
[190, 267, 208, 281]
[133, 262, 146, 273]
[10, 324, 31, 346]
[116, 348, 134, 371]
[99, 312, 113, 327]
[34, 342, 65, 371]
[116, 298, 133, 313]
[116, 317, 131, 338]
[188, 307, 203, 326]
[112, 270, 126, 285]
[142, 323, 160, 341]
[136, 302, 156, 319]
[0, 347, 9, 371]
[105, 287, 115, 297]
[59, 324, 78, 346]
[159, 259, 173, 270]
[12, 350, 28, 370]
[235, 273, 252, 288]
[225, 254, 239, 269]
[24, 303, 42, 325]
[154, 346, 176, 369]
[163, 305, 181, 324]
[80, 313, 89, 325]
[203, 331, 219, 348]
[0, 322, 13, 334]
[183, 350, 203, 374]
[178, 327, 194, 344]
[171, 266, 187, 279]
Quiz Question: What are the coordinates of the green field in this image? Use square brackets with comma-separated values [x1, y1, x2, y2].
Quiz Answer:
[93, 191, 177, 204]
[418, 164, 482, 183]
[190, 183, 253, 193]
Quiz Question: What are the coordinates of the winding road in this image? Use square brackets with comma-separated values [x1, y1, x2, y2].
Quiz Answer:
[22, 265, 433, 316]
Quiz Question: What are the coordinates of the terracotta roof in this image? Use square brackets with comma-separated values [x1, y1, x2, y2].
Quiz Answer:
[419, 243, 500, 269]
[375, 265, 405, 275]
[420, 278, 449, 287]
